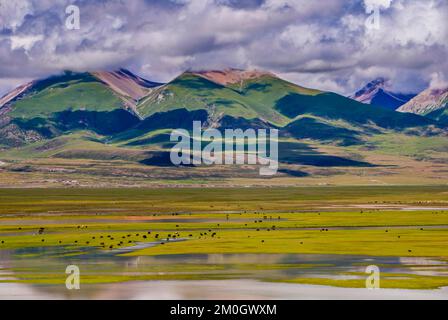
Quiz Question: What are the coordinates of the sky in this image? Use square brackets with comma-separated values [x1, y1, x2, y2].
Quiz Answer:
[0, 0, 447, 96]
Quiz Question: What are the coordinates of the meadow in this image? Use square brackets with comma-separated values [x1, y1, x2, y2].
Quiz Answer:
[0, 186, 447, 292]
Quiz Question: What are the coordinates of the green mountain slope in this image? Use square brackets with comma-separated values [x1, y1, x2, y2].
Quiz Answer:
[227, 74, 321, 125]
[283, 117, 363, 146]
[427, 107, 448, 124]
[137, 72, 261, 121]
[1, 69, 448, 186]
[275, 92, 435, 129]
[0, 70, 158, 146]
[136, 70, 321, 126]
[9, 72, 125, 119]
[0, 68, 443, 152]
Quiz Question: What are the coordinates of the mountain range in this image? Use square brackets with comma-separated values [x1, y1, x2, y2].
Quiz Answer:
[0, 68, 440, 148]
[0, 68, 447, 185]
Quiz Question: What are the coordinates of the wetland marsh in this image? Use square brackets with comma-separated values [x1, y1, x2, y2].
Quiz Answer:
[0, 186, 447, 299]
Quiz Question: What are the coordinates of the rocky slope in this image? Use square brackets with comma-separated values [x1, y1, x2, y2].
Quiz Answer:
[398, 87, 448, 115]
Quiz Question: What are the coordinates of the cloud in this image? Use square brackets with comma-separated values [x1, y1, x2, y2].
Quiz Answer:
[429, 72, 448, 90]
[0, 0, 446, 96]
[10, 34, 43, 51]
[0, 0, 34, 31]
[363, 0, 393, 10]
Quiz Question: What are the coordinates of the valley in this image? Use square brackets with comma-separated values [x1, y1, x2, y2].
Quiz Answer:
[0, 69, 447, 187]
[0, 68, 447, 298]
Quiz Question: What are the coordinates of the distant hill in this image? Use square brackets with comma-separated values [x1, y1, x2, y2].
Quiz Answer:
[397, 86, 448, 124]
[350, 78, 416, 110]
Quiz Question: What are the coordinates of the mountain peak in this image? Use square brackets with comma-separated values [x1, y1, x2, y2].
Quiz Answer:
[91, 69, 162, 101]
[398, 86, 448, 115]
[191, 68, 276, 86]
[350, 78, 416, 110]
[351, 78, 388, 101]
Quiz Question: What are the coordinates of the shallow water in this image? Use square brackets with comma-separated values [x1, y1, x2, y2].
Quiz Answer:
[1, 249, 448, 300]
[1, 279, 448, 300]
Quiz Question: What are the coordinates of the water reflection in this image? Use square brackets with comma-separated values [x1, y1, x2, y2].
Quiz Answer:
[1, 247, 448, 299]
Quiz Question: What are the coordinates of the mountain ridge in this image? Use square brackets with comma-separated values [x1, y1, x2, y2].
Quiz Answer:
[350, 78, 416, 110]
[0, 68, 443, 149]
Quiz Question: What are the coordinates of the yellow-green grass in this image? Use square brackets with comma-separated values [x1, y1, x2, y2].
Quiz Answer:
[124, 228, 448, 258]
[0, 272, 240, 285]
[1, 263, 330, 285]
[0, 210, 447, 231]
[280, 273, 448, 290]
[1, 187, 448, 289]
[366, 133, 448, 158]
[1, 209, 447, 255]
[0, 186, 448, 215]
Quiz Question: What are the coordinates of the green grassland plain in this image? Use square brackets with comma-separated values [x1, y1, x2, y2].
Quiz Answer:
[0, 186, 447, 289]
